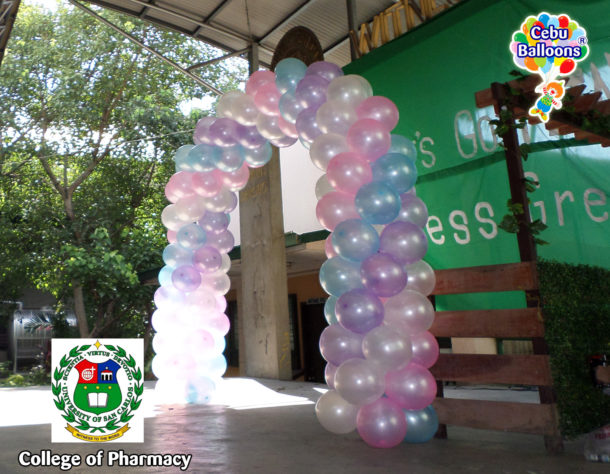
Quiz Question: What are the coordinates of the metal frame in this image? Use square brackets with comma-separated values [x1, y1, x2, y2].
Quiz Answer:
[70, 0, 223, 94]
[0, 0, 20, 67]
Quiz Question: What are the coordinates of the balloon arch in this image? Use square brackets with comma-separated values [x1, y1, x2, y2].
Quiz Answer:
[152, 59, 439, 448]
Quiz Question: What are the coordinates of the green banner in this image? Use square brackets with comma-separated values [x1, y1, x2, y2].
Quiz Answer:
[344, 0, 609, 282]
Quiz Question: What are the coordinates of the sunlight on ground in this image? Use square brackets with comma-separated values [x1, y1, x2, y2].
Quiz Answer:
[0, 378, 316, 428]
[207, 378, 315, 410]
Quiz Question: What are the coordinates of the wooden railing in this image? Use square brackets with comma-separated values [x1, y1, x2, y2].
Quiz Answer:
[429, 262, 563, 453]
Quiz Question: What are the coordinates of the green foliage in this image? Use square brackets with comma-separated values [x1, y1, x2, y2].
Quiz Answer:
[0, 4, 247, 338]
[538, 260, 610, 438]
[5, 374, 25, 386]
[0, 361, 10, 378]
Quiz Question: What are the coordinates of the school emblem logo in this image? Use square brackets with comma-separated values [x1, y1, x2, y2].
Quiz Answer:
[51, 339, 144, 443]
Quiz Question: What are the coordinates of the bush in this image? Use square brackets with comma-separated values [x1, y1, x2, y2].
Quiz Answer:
[5, 374, 25, 386]
[539, 259, 610, 438]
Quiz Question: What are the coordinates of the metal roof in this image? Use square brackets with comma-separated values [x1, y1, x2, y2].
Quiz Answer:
[72, 0, 402, 68]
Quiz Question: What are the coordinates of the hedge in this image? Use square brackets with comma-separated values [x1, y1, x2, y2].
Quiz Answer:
[538, 259, 610, 438]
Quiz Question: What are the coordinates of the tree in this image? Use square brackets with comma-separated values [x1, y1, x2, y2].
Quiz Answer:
[0, 2, 247, 338]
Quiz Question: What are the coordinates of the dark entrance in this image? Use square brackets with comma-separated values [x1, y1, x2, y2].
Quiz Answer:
[300, 301, 327, 383]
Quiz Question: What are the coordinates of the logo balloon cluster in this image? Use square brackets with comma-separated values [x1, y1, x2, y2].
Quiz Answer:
[511, 12, 588, 122]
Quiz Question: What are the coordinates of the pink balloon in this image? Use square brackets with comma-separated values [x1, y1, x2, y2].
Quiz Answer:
[326, 152, 372, 195]
[278, 115, 298, 138]
[254, 81, 281, 116]
[385, 362, 437, 410]
[245, 70, 275, 96]
[192, 172, 221, 197]
[346, 118, 391, 162]
[315, 191, 359, 231]
[325, 363, 338, 389]
[270, 135, 298, 148]
[356, 398, 407, 448]
[356, 96, 399, 132]
[215, 294, 227, 313]
[410, 331, 439, 368]
[167, 229, 177, 244]
[325, 234, 338, 258]
[215, 164, 250, 192]
[165, 171, 195, 203]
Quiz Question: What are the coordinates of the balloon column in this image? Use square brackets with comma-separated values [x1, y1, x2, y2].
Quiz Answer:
[299, 65, 439, 448]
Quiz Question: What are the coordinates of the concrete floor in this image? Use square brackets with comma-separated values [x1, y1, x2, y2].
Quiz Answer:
[0, 378, 607, 473]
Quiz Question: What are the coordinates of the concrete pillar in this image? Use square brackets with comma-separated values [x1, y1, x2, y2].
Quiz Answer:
[238, 146, 292, 380]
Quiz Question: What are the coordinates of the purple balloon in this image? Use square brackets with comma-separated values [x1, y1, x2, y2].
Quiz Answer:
[385, 362, 437, 410]
[209, 118, 239, 147]
[357, 398, 407, 448]
[360, 253, 407, 297]
[171, 265, 201, 292]
[336, 288, 384, 334]
[379, 221, 429, 265]
[306, 61, 344, 82]
[192, 245, 222, 274]
[295, 75, 329, 109]
[193, 117, 216, 145]
[198, 212, 229, 234]
[206, 229, 234, 254]
[397, 193, 429, 227]
[295, 107, 322, 143]
[319, 324, 363, 366]
[236, 124, 267, 149]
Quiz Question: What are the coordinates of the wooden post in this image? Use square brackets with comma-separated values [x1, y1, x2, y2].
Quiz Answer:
[490, 82, 564, 454]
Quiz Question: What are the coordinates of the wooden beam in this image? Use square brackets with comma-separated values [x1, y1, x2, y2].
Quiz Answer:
[433, 398, 559, 435]
[433, 262, 537, 295]
[430, 354, 553, 386]
[430, 308, 544, 338]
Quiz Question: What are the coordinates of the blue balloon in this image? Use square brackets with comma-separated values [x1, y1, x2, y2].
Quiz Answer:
[372, 152, 417, 194]
[279, 90, 304, 124]
[547, 16, 559, 29]
[538, 13, 549, 26]
[404, 405, 439, 443]
[217, 145, 245, 172]
[162, 243, 193, 267]
[319, 256, 364, 296]
[355, 181, 401, 225]
[242, 141, 272, 168]
[174, 145, 195, 171]
[332, 219, 379, 262]
[158, 265, 174, 287]
[388, 134, 417, 160]
[324, 296, 339, 325]
[275, 58, 307, 94]
[187, 144, 221, 172]
[176, 223, 207, 250]
[541, 61, 552, 73]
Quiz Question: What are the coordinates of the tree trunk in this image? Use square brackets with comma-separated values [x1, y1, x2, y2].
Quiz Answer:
[72, 281, 90, 337]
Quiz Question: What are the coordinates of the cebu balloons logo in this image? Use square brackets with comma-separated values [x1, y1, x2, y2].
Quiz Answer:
[510, 12, 588, 122]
